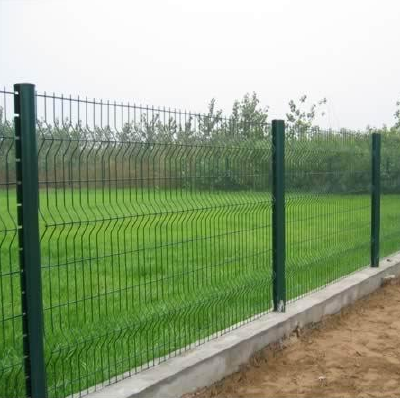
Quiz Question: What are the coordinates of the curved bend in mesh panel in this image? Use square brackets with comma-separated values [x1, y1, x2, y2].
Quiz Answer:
[285, 126, 371, 301]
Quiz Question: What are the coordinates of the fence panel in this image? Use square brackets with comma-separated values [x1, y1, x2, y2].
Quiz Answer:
[0, 89, 26, 397]
[33, 94, 274, 397]
[285, 127, 371, 301]
[380, 132, 400, 258]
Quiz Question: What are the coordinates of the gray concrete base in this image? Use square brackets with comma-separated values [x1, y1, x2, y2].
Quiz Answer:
[87, 253, 400, 398]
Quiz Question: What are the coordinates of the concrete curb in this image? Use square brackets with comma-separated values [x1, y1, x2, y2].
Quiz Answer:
[86, 253, 400, 398]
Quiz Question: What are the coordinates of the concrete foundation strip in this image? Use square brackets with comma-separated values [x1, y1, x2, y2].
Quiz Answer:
[86, 252, 400, 398]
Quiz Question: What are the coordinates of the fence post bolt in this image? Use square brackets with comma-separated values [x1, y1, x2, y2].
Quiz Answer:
[371, 132, 381, 267]
[14, 83, 47, 398]
[272, 120, 286, 311]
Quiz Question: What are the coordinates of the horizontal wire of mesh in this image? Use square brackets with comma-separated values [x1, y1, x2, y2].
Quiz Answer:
[0, 89, 26, 397]
[380, 132, 400, 258]
[285, 127, 371, 302]
[32, 93, 274, 398]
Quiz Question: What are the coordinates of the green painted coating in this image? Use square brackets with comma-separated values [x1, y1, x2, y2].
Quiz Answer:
[0, 85, 392, 397]
[14, 83, 47, 398]
[371, 133, 381, 267]
[272, 120, 286, 311]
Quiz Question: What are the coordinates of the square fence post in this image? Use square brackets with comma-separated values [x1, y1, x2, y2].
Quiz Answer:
[14, 83, 47, 398]
[371, 132, 381, 267]
[272, 120, 286, 311]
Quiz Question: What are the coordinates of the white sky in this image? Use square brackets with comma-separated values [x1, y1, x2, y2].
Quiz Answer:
[1, 0, 399, 130]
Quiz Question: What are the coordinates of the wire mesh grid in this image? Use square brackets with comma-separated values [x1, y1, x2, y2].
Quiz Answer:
[380, 132, 400, 258]
[285, 127, 371, 301]
[33, 92, 273, 397]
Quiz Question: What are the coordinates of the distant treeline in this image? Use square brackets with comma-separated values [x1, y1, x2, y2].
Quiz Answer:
[1, 95, 400, 194]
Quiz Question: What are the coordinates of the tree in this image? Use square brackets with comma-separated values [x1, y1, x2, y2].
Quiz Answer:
[198, 98, 223, 140]
[394, 100, 400, 130]
[231, 92, 269, 139]
[286, 95, 327, 132]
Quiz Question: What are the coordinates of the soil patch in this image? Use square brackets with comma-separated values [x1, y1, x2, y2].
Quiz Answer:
[184, 278, 400, 398]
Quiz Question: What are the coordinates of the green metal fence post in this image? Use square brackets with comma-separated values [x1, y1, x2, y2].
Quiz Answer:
[272, 120, 286, 311]
[14, 83, 47, 398]
[371, 132, 381, 267]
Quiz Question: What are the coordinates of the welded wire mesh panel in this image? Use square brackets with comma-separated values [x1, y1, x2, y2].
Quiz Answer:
[0, 90, 26, 397]
[34, 94, 273, 397]
[285, 128, 371, 301]
[381, 132, 400, 257]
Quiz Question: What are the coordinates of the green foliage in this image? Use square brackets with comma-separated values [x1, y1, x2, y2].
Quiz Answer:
[231, 92, 269, 139]
[198, 98, 223, 139]
[394, 100, 400, 130]
[286, 95, 327, 131]
[5, 92, 400, 197]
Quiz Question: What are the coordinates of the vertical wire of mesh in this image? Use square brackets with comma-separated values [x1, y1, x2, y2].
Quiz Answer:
[31, 93, 274, 398]
[285, 126, 371, 301]
[0, 89, 26, 397]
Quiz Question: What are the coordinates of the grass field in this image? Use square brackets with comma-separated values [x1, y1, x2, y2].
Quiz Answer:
[1, 189, 400, 397]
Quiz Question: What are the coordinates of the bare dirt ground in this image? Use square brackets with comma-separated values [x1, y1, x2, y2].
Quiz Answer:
[184, 278, 400, 398]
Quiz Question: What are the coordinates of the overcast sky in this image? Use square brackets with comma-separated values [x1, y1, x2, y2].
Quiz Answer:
[1, 0, 399, 129]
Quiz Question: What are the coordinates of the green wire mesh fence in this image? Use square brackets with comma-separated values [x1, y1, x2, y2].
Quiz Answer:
[285, 127, 372, 300]
[381, 132, 400, 258]
[38, 94, 274, 398]
[0, 85, 398, 398]
[2, 88, 275, 398]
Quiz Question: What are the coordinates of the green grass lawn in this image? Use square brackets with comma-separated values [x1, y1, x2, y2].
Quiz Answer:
[1, 189, 400, 398]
